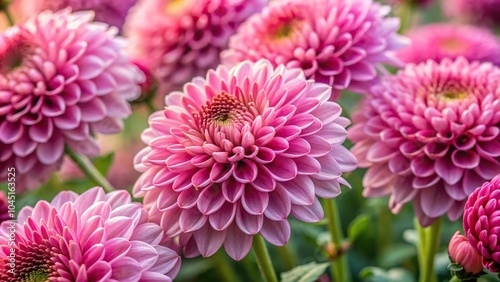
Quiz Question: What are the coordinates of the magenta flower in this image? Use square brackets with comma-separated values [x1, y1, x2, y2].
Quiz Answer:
[125, 0, 267, 96]
[134, 59, 357, 260]
[448, 231, 483, 275]
[443, 0, 500, 27]
[17, 0, 137, 31]
[397, 23, 500, 65]
[0, 192, 8, 224]
[463, 175, 500, 272]
[0, 187, 181, 281]
[0, 9, 143, 190]
[348, 58, 500, 226]
[222, 0, 408, 100]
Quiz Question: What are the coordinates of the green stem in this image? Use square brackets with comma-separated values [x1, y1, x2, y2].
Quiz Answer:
[448, 276, 461, 282]
[213, 250, 240, 282]
[145, 97, 157, 113]
[397, 2, 413, 34]
[324, 198, 351, 282]
[3, 7, 14, 27]
[275, 243, 298, 270]
[65, 147, 115, 192]
[418, 217, 442, 282]
[252, 235, 278, 282]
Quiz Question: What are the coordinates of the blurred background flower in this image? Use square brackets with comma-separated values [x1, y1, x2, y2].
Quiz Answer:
[443, 0, 500, 27]
[0, 191, 8, 224]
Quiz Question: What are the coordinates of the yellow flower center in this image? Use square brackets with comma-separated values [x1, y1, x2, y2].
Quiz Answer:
[165, 0, 191, 15]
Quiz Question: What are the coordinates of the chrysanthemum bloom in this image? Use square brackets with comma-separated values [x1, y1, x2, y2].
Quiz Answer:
[463, 175, 500, 272]
[125, 0, 267, 97]
[397, 23, 500, 65]
[448, 231, 483, 274]
[348, 58, 500, 226]
[0, 9, 143, 190]
[16, 0, 137, 31]
[0, 191, 9, 224]
[443, 0, 500, 27]
[134, 59, 357, 260]
[0, 187, 181, 281]
[221, 0, 408, 100]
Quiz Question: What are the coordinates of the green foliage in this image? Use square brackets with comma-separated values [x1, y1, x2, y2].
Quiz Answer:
[359, 267, 416, 282]
[280, 262, 329, 282]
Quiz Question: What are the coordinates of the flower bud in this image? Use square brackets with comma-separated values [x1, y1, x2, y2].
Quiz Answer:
[448, 231, 483, 275]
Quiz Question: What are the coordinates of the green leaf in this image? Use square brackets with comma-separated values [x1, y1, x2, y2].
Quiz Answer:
[280, 262, 329, 282]
[447, 263, 463, 272]
[91, 152, 115, 176]
[402, 229, 418, 246]
[347, 214, 371, 243]
[360, 267, 415, 282]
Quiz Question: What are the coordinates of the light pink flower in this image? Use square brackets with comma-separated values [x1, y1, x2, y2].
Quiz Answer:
[448, 231, 483, 275]
[0, 187, 181, 281]
[16, 0, 138, 31]
[0, 9, 143, 190]
[134, 59, 357, 260]
[125, 0, 267, 96]
[443, 0, 500, 27]
[397, 23, 500, 65]
[222, 0, 408, 100]
[348, 58, 500, 226]
[463, 175, 500, 272]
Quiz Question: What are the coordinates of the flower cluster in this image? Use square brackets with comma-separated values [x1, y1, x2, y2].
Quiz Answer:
[0, 9, 143, 190]
[133, 59, 357, 259]
[349, 58, 500, 226]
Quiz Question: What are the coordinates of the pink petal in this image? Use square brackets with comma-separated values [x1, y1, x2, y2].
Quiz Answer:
[260, 218, 290, 246]
[241, 187, 269, 215]
[435, 155, 464, 185]
[179, 208, 207, 233]
[264, 185, 291, 221]
[197, 185, 226, 215]
[209, 201, 237, 231]
[236, 206, 263, 235]
[193, 224, 227, 257]
[291, 198, 324, 222]
[224, 224, 253, 261]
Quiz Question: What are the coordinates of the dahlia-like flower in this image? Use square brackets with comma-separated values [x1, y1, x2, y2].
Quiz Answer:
[0, 187, 181, 281]
[0, 9, 143, 190]
[134, 59, 357, 260]
[16, 0, 137, 31]
[448, 231, 483, 275]
[443, 0, 500, 27]
[221, 0, 408, 100]
[348, 58, 500, 226]
[125, 0, 267, 96]
[463, 175, 500, 272]
[397, 23, 500, 65]
[0, 191, 9, 224]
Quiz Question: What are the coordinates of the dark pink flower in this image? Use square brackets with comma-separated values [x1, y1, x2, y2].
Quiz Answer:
[222, 0, 408, 100]
[463, 175, 500, 272]
[448, 231, 483, 274]
[443, 0, 500, 27]
[397, 23, 500, 65]
[0, 192, 8, 224]
[0, 9, 143, 190]
[125, 0, 267, 96]
[17, 0, 138, 31]
[0, 187, 181, 281]
[348, 58, 500, 226]
[134, 59, 357, 260]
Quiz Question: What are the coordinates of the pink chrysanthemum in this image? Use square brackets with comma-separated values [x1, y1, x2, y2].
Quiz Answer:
[0, 9, 143, 190]
[221, 0, 408, 100]
[443, 0, 500, 27]
[397, 23, 500, 65]
[17, 0, 137, 31]
[0, 191, 9, 224]
[348, 58, 500, 226]
[134, 59, 357, 260]
[0, 187, 181, 281]
[463, 175, 500, 272]
[125, 0, 267, 96]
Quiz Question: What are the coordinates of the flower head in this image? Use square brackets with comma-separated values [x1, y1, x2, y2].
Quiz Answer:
[443, 0, 500, 27]
[463, 175, 500, 272]
[397, 23, 500, 65]
[134, 59, 357, 260]
[0, 9, 143, 190]
[0, 187, 181, 281]
[0, 191, 8, 224]
[17, 0, 137, 31]
[348, 58, 500, 226]
[222, 0, 408, 100]
[125, 0, 267, 96]
[448, 231, 483, 275]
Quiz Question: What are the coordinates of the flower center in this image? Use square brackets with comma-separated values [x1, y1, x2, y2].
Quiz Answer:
[440, 37, 467, 53]
[165, 0, 191, 15]
[436, 90, 468, 102]
[196, 91, 250, 128]
[0, 29, 32, 75]
[24, 269, 50, 282]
